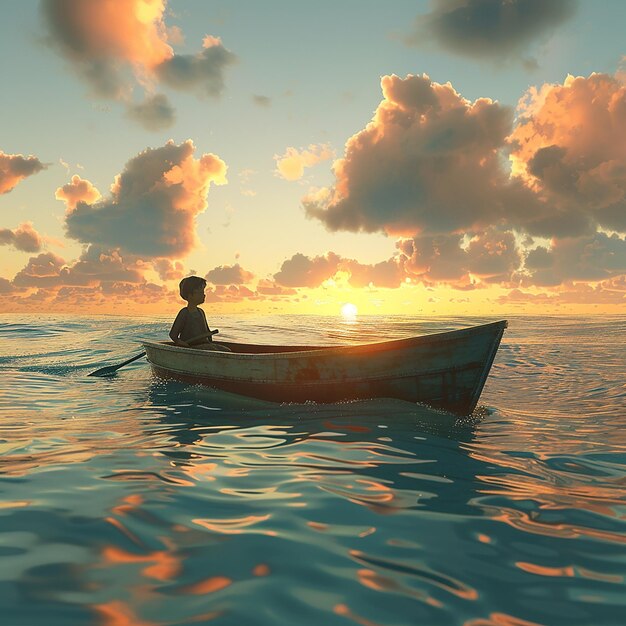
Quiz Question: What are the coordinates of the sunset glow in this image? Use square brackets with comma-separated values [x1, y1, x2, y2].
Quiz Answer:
[0, 2, 624, 316]
[341, 303, 358, 319]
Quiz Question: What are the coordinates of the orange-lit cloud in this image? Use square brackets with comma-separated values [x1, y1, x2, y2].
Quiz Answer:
[272, 233, 526, 291]
[272, 251, 407, 289]
[255, 279, 298, 296]
[510, 72, 626, 234]
[339, 257, 407, 289]
[12, 246, 144, 289]
[0, 151, 46, 194]
[55, 174, 101, 209]
[304, 74, 534, 236]
[304, 72, 626, 292]
[41, 0, 235, 128]
[206, 263, 255, 285]
[153, 258, 185, 280]
[0, 222, 43, 252]
[274, 252, 342, 287]
[498, 280, 625, 306]
[59, 140, 227, 258]
[275, 144, 334, 181]
[406, 0, 576, 61]
[205, 284, 256, 302]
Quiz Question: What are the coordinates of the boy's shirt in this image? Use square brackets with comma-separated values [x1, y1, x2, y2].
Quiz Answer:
[171, 307, 210, 343]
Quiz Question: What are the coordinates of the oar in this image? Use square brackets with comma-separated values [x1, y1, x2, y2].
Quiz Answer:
[88, 329, 219, 377]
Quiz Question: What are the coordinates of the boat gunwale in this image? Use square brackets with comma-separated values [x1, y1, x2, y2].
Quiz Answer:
[142, 320, 508, 360]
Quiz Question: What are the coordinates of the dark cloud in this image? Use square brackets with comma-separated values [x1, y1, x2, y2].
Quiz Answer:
[399, 229, 522, 288]
[61, 140, 227, 258]
[0, 278, 15, 294]
[0, 222, 43, 253]
[406, 0, 576, 60]
[205, 263, 255, 285]
[521, 233, 626, 287]
[0, 151, 47, 194]
[304, 74, 543, 237]
[154, 38, 236, 97]
[126, 94, 176, 131]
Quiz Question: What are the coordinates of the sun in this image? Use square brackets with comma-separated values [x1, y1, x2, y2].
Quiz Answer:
[341, 303, 358, 319]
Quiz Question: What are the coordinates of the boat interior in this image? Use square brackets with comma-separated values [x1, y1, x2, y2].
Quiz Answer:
[164, 341, 327, 354]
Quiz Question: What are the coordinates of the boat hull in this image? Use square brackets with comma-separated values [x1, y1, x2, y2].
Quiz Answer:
[143, 320, 506, 415]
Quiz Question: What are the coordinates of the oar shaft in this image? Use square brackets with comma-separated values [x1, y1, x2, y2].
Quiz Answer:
[187, 329, 219, 345]
[88, 329, 221, 377]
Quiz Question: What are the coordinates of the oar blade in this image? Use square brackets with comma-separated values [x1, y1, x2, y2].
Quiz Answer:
[88, 364, 122, 377]
[88, 352, 146, 377]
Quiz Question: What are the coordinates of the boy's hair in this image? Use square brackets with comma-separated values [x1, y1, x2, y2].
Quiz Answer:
[179, 276, 207, 301]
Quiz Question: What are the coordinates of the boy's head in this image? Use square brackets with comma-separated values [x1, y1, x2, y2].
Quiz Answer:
[179, 275, 207, 302]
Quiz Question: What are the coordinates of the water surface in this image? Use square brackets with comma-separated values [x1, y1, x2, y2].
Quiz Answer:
[0, 315, 624, 625]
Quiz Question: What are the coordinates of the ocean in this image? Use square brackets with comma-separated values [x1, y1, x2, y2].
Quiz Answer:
[0, 314, 624, 626]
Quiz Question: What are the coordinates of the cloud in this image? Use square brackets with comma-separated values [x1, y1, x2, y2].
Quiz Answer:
[406, 0, 576, 60]
[340, 258, 407, 288]
[40, 0, 235, 127]
[153, 258, 185, 280]
[154, 36, 236, 97]
[0, 278, 15, 294]
[12, 246, 145, 289]
[521, 232, 626, 287]
[304, 72, 626, 289]
[498, 281, 625, 306]
[273, 252, 342, 287]
[252, 95, 271, 107]
[509, 73, 626, 233]
[205, 263, 255, 285]
[55, 174, 101, 209]
[205, 284, 256, 303]
[304, 74, 534, 236]
[125, 94, 176, 130]
[0, 151, 47, 194]
[0, 222, 44, 253]
[273, 251, 409, 290]
[399, 229, 522, 287]
[256, 279, 298, 296]
[40, 0, 172, 98]
[275, 144, 334, 181]
[59, 140, 227, 258]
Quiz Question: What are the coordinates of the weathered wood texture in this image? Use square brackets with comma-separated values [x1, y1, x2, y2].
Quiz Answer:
[143, 320, 507, 415]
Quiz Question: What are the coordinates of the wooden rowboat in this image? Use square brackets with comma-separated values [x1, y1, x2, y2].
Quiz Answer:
[142, 320, 507, 416]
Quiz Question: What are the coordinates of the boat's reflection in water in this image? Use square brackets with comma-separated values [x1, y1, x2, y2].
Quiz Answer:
[2, 373, 494, 625]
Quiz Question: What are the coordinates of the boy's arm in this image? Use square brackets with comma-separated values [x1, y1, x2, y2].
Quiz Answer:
[169, 309, 190, 347]
[199, 308, 212, 341]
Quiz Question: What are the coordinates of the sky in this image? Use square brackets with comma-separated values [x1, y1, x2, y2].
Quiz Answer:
[1, 0, 625, 317]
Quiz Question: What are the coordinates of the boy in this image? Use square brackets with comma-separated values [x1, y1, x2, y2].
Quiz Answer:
[169, 276, 231, 351]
